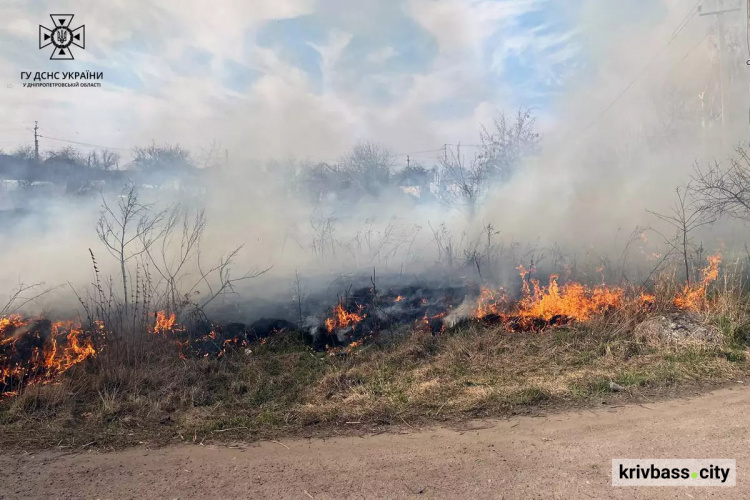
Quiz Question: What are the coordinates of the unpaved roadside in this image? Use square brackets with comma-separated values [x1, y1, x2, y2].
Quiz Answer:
[1, 386, 749, 499]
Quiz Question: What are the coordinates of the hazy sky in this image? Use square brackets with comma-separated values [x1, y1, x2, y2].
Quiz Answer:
[0, 0, 589, 163]
[0, 0, 720, 167]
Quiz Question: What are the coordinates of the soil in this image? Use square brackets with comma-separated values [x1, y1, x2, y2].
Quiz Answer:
[2, 384, 749, 499]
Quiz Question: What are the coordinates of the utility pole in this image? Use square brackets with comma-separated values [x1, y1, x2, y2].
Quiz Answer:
[33, 121, 39, 164]
[699, 0, 741, 139]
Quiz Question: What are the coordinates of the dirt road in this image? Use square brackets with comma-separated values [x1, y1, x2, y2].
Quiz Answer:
[2, 386, 748, 499]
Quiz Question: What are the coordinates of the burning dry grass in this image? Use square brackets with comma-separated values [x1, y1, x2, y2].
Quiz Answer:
[0, 254, 726, 400]
[0, 317, 103, 396]
[0, 292, 747, 450]
[0, 252, 747, 449]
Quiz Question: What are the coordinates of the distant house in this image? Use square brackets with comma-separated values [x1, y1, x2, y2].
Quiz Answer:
[0, 154, 33, 181]
[397, 165, 437, 201]
[29, 181, 65, 196]
[0, 179, 21, 192]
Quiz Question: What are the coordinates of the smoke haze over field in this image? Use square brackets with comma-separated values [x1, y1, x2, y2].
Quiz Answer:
[1, 0, 749, 316]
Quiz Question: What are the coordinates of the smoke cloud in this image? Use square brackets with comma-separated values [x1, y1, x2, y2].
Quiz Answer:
[1, 0, 748, 318]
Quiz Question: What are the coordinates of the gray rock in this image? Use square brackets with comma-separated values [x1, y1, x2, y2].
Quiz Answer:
[609, 381, 625, 392]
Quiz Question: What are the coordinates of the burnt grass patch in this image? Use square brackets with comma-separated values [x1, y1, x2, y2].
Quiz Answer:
[0, 316, 747, 451]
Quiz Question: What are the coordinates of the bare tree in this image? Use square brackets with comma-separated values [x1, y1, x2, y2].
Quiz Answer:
[647, 187, 714, 285]
[478, 108, 540, 182]
[692, 144, 750, 221]
[196, 140, 224, 170]
[342, 142, 393, 196]
[10, 145, 35, 162]
[88, 183, 271, 345]
[88, 149, 120, 170]
[437, 144, 487, 216]
[437, 109, 539, 215]
[96, 184, 164, 315]
[45, 146, 83, 165]
[132, 143, 193, 172]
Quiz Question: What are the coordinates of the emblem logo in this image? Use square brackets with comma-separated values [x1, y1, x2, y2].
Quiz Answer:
[39, 14, 85, 60]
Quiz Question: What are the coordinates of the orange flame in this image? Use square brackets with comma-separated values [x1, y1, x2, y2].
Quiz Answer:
[674, 253, 721, 311]
[325, 303, 365, 333]
[475, 286, 507, 319]
[474, 269, 624, 329]
[639, 291, 656, 306]
[346, 340, 363, 353]
[416, 309, 448, 334]
[516, 276, 623, 324]
[1, 316, 99, 395]
[152, 310, 177, 334]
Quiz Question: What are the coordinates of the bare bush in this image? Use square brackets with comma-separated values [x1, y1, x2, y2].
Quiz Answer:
[310, 214, 338, 262]
[1, 282, 55, 316]
[140, 204, 206, 313]
[344, 218, 418, 271]
[89, 184, 269, 341]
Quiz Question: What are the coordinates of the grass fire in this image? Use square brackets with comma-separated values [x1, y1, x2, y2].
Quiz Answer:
[0, 250, 732, 407]
[2, 2, 750, 466]
[0, 317, 101, 397]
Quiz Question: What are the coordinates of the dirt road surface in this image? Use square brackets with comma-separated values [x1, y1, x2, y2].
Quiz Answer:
[2, 386, 748, 499]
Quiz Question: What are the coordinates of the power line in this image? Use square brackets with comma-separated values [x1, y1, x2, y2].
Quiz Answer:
[672, 32, 711, 68]
[314, 147, 451, 164]
[37, 134, 131, 151]
[394, 148, 445, 156]
[574, 1, 702, 139]
[669, 0, 702, 43]
[20, 135, 477, 165]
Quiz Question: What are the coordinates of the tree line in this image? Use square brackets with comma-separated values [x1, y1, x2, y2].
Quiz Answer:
[0, 109, 540, 212]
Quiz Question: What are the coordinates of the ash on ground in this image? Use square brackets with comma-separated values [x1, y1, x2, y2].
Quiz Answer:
[634, 313, 722, 345]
